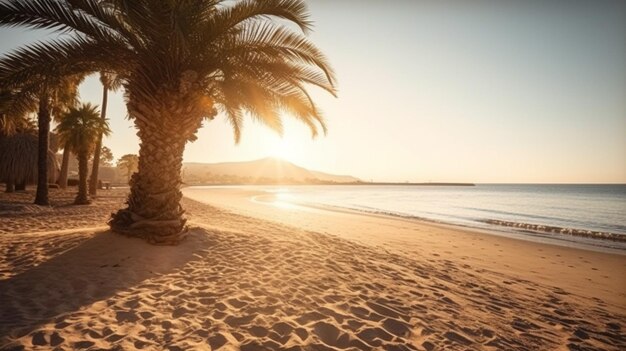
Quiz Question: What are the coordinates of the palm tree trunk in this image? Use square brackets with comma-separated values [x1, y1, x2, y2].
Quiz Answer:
[34, 97, 51, 206]
[109, 126, 188, 245]
[75, 151, 90, 205]
[5, 179, 15, 193]
[15, 181, 26, 191]
[58, 143, 71, 189]
[89, 85, 108, 196]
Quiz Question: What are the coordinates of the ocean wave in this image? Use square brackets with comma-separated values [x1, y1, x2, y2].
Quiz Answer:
[480, 219, 626, 243]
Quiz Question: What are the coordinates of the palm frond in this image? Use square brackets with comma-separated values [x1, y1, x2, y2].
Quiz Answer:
[1, 0, 336, 147]
[55, 102, 110, 154]
[51, 74, 84, 121]
[207, 0, 313, 38]
[220, 105, 244, 143]
[0, 36, 130, 89]
[218, 20, 336, 86]
[0, 89, 38, 129]
[217, 77, 283, 135]
[99, 71, 123, 91]
[0, 0, 127, 45]
[67, 0, 145, 48]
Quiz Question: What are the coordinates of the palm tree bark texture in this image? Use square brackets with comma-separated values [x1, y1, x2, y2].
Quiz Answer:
[58, 143, 71, 189]
[109, 90, 204, 245]
[75, 149, 89, 204]
[89, 75, 108, 196]
[34, 96, 50, 206]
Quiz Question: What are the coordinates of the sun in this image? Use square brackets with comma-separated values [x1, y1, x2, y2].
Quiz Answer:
[267, 137, 297, 162]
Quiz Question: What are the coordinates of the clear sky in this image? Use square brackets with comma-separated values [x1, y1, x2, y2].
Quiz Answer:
[1, 0, 625, 183]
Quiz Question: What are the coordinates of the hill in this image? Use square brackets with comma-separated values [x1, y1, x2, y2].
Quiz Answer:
[182, 157, 360, 185]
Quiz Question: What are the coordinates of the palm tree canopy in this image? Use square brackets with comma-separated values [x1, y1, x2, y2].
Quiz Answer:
[50, 74, 84, 122]
[0, 0, 336, 142]
[99, 72, 122, 92]
[116, 153, 138, 174]
[0, 89, 37, 135]
[55, 102, 111, 155]
[0, 73, 83, 136]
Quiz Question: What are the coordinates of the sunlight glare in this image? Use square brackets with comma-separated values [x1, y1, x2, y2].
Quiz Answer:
[271, 190, 296, 209]
[268, 137, 296, 162]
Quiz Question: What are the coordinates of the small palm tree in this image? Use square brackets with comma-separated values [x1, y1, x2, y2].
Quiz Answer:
[116, 154, 138, 183]
[55, 103, 110, 204]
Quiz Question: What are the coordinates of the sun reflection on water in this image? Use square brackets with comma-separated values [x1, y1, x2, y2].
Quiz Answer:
[272, 191, 296, 209]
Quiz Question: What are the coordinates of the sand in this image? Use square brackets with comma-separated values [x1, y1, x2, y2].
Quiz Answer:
[0, 187, 624, 350]
[183, 188, 626, 309]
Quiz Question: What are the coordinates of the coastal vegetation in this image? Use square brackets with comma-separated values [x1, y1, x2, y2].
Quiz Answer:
[0, 92, 57, 193]
[0, 0, 335, 244]
[89, 73, 121, 196]
[55, 102, 110, 204]
[116, 154, 139, 183]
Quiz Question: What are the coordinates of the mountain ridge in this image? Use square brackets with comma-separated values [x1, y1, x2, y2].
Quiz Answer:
[182, 157, 360, 184]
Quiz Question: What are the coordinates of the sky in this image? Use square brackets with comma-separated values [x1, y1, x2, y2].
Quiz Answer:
[1, 0, 625, 183]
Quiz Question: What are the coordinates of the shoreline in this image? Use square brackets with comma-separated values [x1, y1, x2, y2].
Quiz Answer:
[250, 193, 626, 254]
[187, 184, 626, 252]
[183, 187, 626, 310]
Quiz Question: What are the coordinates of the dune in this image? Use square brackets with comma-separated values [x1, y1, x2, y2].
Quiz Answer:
[0, 188, 624, 350]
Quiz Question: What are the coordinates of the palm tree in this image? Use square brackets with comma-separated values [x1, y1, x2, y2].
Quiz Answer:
[99, 146, 114, 167]
[0, 0, 336, 244]
[1, 90, 36, 192]
[48, 75, 82, 190]
[55, 103, 110, 204]
[35, 77, 85, 204]
[1, 90, 64, 193]
[116, 153, 138, 183]
[89, 72, 121, 196]
[2, 76, 82, 204]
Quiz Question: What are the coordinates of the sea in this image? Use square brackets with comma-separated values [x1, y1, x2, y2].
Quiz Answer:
[209, 184, 626, 251]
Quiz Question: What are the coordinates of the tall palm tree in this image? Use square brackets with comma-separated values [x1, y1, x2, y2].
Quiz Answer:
[55, 103, 110, 204]
[52, 75, 83, 190]
[1, 90, 63, 192]
[1, 89, 36, 192]
[89, 72, 121, 196]
[35, 77, 84, 204]
[3, 76, 82, 204]
[0, 0, 336, 244]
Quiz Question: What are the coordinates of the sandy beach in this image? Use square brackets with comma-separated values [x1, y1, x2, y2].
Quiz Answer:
[1, 188, 625, 350]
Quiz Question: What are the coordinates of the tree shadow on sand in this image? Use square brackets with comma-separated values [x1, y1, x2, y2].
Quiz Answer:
[1, 221, 623, 350]
[0, 228, 214, 344]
